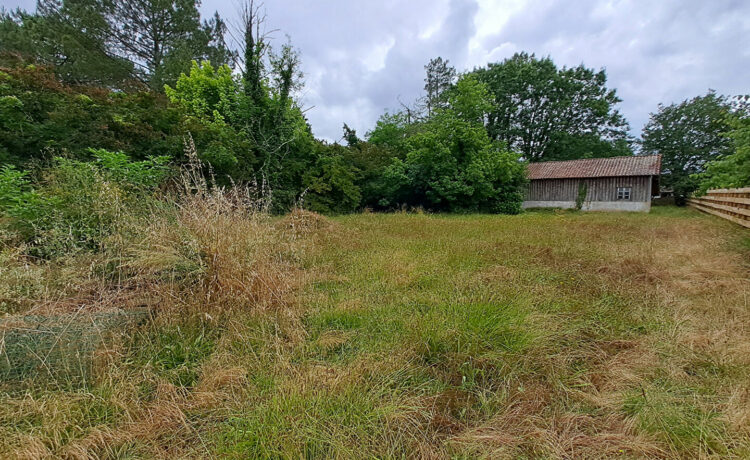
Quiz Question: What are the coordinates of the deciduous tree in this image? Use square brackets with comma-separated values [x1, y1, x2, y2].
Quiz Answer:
[694, 98, 750, 194]
[471, 52, 631, 162]
[641, 91, 738, 204]
[380, 76, 526, 212]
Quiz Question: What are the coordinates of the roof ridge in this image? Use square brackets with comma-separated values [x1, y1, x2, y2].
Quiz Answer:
[530, 154, 661, 165]
[527, 154, 661, 180]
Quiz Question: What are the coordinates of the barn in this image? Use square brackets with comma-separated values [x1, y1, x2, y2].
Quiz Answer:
[523, 155, 662, 212]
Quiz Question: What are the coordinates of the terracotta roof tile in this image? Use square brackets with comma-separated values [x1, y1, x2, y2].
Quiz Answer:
[527, 155, 661, 180]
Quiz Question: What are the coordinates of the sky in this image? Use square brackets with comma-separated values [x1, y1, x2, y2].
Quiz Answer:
[4, 0, 750, 142]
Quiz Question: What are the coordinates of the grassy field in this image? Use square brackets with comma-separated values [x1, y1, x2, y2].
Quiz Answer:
[1, 206, 749, 458]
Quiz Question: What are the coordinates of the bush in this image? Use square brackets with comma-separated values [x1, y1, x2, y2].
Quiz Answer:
[0, 64, 183, 167]
[0, 149, 169, 257]
[374, 77, 527, 213]
[302, 143, 361, 214]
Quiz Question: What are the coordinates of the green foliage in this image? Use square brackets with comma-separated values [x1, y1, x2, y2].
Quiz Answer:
[546, 132, 633, 161]
[0, 150, 169, 257]
[641, 91, 739, 204]
[0, 65, 183, 166]
[341, 140, 399, 209]
[695, 110, 750, 193]
[575, 182, 588, 210]
[0, 4, 134, 87]
[165, 61, 238, 123]
[0, 0, 234, 91]
[471, 52, 632, 162]
[422, 57, 456, 116]
[0, 165, 51, 224]
[166, 40, 317, 213]
[378, 77, 527, 213]
[302, 143, 361, 214]
[166, 61, 255, 178]
[366, 112, 412, 158]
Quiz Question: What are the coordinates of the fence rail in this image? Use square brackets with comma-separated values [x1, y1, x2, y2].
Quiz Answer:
[688, 188, 750, 229]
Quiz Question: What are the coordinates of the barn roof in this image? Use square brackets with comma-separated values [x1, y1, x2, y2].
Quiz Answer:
[527, 155, 662, 180]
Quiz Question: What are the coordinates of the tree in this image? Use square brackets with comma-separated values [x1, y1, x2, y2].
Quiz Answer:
[302, 142, 361, 214]
[422, 57, 456, 117]
[0, 64, 183, 166]
[233, 0, 314, 211]
[641, 91, 737, 204]
[165, 61, 254, 178]
[0, 3, 134, 86]
[342, 123, 360, 147]
[0, 0, 233, 90]
[366, 112, 412, 158]
[100, 0, 234, 90]
[340, 125, 398, 209]
[695, 103, 750, 194]
[471, 52, 631, 162]
[380, 76, 526, 213]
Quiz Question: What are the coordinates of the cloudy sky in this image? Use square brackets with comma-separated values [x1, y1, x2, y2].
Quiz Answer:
[6, 0, 750, 141]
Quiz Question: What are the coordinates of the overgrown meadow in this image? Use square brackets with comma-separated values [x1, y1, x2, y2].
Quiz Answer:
[1, 153, 748, 458]
[2, 1, 750, 458]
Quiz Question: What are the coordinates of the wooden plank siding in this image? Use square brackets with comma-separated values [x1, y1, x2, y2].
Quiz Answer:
[526, 176, 652, 202]
[687, 188, 750, 229]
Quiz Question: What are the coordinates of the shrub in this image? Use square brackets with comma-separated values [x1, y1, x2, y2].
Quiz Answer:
[0, 64, 183, 167]
[375, 77, 527, 213]
[0, 149, 169, 257]
[302, 142, 361, 214]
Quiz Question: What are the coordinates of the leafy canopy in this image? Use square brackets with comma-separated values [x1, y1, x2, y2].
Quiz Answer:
[641, 91, 740, 203]
[380, 76, 526, 213]
[471, 52, 632, 162]
[695, 106, 750, 193]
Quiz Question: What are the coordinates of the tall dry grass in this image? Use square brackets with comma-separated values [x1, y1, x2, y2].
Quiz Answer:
[118, 139, 300, 314]
[0, 137, 309, 458]
[2, 181, 749, 458]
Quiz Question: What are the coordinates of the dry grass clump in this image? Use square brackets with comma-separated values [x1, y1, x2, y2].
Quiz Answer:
[0, 142, 313, 458]
[116, 143, 301, 314]
[279, 207, 333, 235]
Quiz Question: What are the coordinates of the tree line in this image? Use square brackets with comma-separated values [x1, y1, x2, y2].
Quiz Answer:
[1, 0, 748, 217]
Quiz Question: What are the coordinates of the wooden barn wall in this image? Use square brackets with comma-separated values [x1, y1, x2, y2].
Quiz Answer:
[526, 176, 652, 202]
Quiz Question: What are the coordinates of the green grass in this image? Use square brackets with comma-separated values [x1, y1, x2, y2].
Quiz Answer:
[1, 207, 749, 458]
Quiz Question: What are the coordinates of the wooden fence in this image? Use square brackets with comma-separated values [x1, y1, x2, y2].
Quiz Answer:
[687, 188, 750, 229]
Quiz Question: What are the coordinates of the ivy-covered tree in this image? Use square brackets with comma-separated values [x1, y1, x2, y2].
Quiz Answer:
[471, 52, 631, 162]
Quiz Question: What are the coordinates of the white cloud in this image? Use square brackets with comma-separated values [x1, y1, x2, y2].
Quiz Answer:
[6, 0, 749, 141]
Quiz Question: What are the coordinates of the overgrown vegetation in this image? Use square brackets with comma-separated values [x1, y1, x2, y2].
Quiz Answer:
[1, 1, 750, 458]
[1, 206, 748, 458]
[695, 106, 750, 193]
